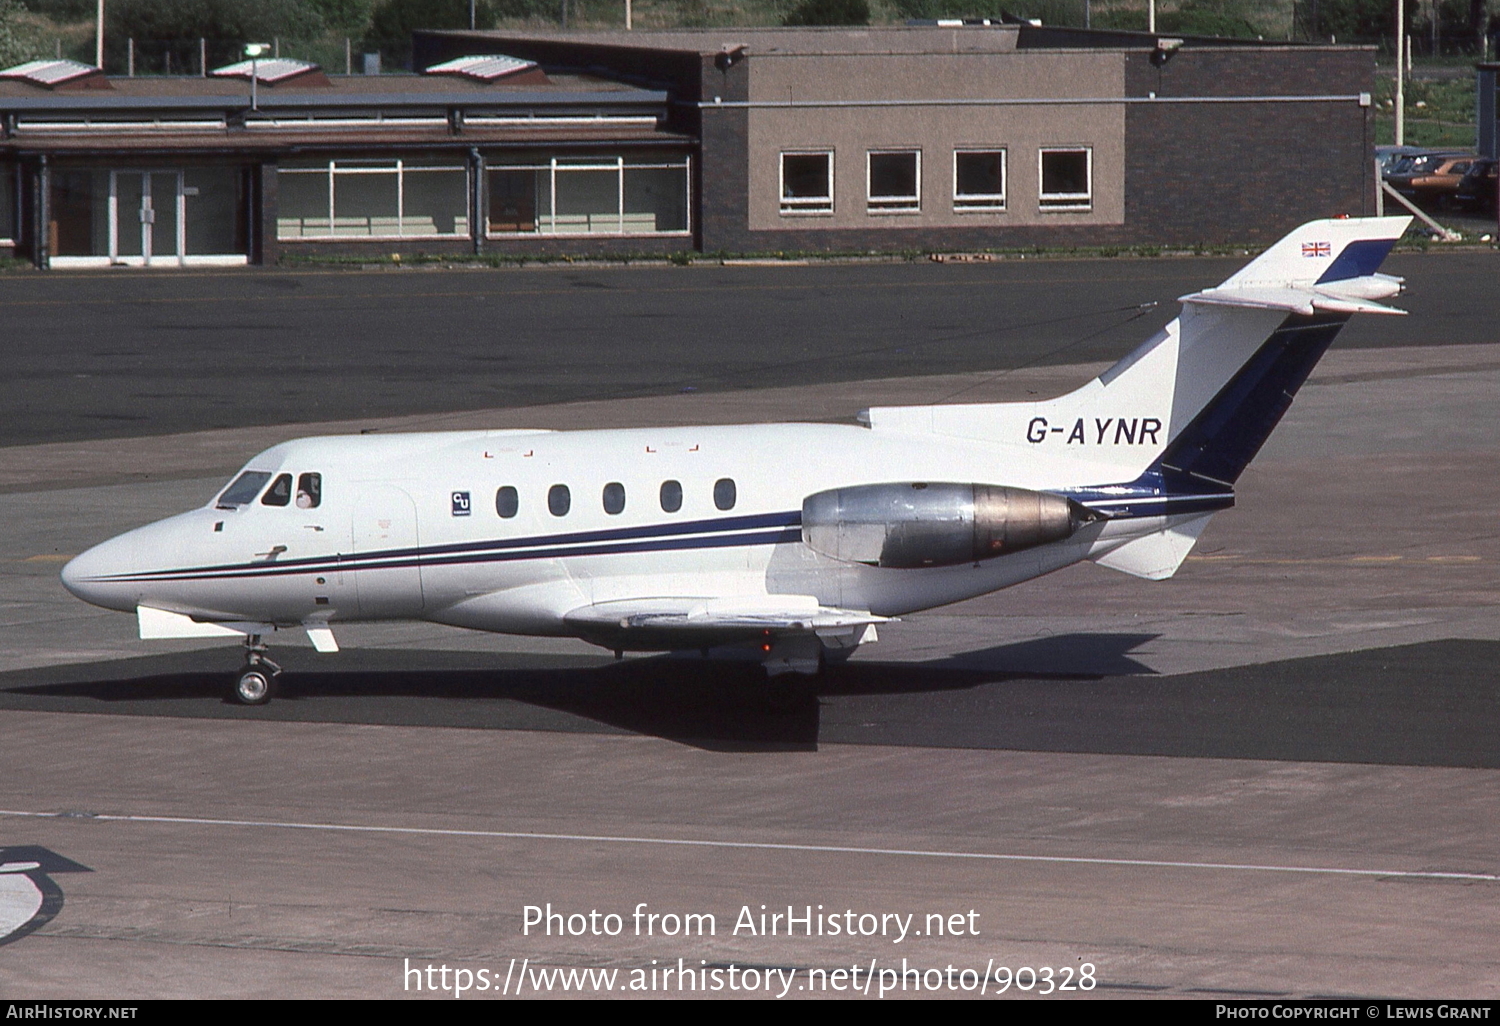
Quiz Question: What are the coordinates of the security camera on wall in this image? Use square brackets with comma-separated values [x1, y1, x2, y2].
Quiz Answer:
[1150, 37, 1184, 68]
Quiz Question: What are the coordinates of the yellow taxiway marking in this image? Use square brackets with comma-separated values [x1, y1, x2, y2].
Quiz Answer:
[21, 554, 73, 563]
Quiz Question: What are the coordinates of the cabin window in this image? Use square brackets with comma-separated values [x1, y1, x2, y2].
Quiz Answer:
[602, 482, 626, 515]
[496, 485, 518, 518]
[296, 473, 322, 509]
[217, 470, 272, 509]
[714, 478, 737, 511]
[548, 484, 571, 517]
[261, 474, 293, 507]
[660, 479, 682, 513]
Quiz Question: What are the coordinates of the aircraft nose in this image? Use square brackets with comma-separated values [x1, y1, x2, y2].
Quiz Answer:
[61, 535, 141, 612]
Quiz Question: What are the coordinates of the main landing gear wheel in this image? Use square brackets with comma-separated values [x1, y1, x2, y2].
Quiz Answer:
[234, 667, 274, 705]
[230, 634, 282, 705]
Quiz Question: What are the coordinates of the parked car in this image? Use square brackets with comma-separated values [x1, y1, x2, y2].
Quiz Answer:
[1385, 153, 1480, 208]
[1454, 157, 1498, 214]
[1376, 145, 1436, 177]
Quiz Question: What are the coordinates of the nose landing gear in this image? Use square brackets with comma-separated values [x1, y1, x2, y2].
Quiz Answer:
[232, 635, 282, 705]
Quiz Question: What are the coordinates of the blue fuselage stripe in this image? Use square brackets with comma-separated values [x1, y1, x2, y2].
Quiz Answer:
[93, 527, 804, 584]
[91, 511, 802, 583]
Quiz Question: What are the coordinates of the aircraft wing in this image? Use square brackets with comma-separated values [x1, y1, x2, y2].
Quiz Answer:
[563, 598, 888, 643]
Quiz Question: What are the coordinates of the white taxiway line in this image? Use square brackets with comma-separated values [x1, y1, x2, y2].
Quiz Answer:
[3, 808, 1496, 883]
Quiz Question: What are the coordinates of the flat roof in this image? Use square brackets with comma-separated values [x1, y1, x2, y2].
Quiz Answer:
[426, 25, 1025, 56]
[419, 24, 1344, 58]
[0, 72, 660, 112]
[3, 122, 690, 155]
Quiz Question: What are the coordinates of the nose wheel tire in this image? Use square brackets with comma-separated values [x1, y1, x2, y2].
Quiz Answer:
[233, 667, 275, 705]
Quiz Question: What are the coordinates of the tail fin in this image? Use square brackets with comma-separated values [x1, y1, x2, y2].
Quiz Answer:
[1140, 214, 1411, 490]
[862, 216, 1412, 580]
[864, 216, 1411, 489]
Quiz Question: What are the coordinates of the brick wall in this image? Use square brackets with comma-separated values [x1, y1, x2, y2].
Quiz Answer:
[1121, 48, 1375, 244]
[697, 53, 749, 252]
[698, 46, 1375, 252]
[414, 34, 1377, 253]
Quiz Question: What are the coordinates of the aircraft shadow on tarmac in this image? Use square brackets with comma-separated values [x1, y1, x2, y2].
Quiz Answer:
[2, 635, 1496, 767]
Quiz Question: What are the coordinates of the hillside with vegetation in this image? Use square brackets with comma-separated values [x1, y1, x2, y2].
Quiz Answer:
[0, 0, 1489, 80]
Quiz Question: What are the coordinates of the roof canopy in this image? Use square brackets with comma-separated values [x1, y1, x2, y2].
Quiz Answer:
[425, 54, 545, 83]
[210, 57, 330, 86]
[0, 59, 110, 90]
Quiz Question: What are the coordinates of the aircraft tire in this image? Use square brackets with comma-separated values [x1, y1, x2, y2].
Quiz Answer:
[233, 667, 275, 705]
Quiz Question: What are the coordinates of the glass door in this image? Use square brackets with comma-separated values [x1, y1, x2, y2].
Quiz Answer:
[110, 171, 181, 266]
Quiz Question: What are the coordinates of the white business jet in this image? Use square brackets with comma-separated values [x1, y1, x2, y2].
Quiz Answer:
[62, 216, 1412, 704]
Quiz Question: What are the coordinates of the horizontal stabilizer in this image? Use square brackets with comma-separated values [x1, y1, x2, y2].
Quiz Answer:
[1091, 514, 1213, 580]
[1181, 286, 1405, 316]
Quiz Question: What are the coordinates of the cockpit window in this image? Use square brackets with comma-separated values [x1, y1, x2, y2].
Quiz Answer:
[261, 474, 293, 507]
[217, 471, 273, 509]
[296, 472, 322, 509]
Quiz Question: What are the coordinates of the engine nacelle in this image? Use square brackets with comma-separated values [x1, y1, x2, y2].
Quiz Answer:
[801, 482, 1099, 569]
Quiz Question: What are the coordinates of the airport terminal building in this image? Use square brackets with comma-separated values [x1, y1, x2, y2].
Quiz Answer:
[0, 25, 1376, 267]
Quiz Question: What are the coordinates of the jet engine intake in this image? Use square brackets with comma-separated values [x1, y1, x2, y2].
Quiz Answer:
[801, 482, 1100, 569]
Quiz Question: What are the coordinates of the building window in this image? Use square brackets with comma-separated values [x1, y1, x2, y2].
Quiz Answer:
[0, 164, 14, 242]
[183, 168, 248, 256]
[485, 156, 689, 237]
[867, 151, 920, 212]
[1039, 148, 1092, 211]
[780, 151, 833, 214]
[277, 159, 470, 240]
[48, 170, 108, 256]
[548, 484, 571, 517]
[660, 479, 682, 513]
[954, 150, 1006, 211]
[713, 478, 737, 511]
[602, 482, 626, 515]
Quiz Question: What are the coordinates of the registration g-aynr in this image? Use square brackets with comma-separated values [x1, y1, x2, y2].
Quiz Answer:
[62, 216, 1413, 703]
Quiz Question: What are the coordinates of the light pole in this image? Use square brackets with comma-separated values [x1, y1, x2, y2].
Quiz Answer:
[95, 0, 103, 68]
[244, 42, 269, 112]
[1394, 0, 1404, 145]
